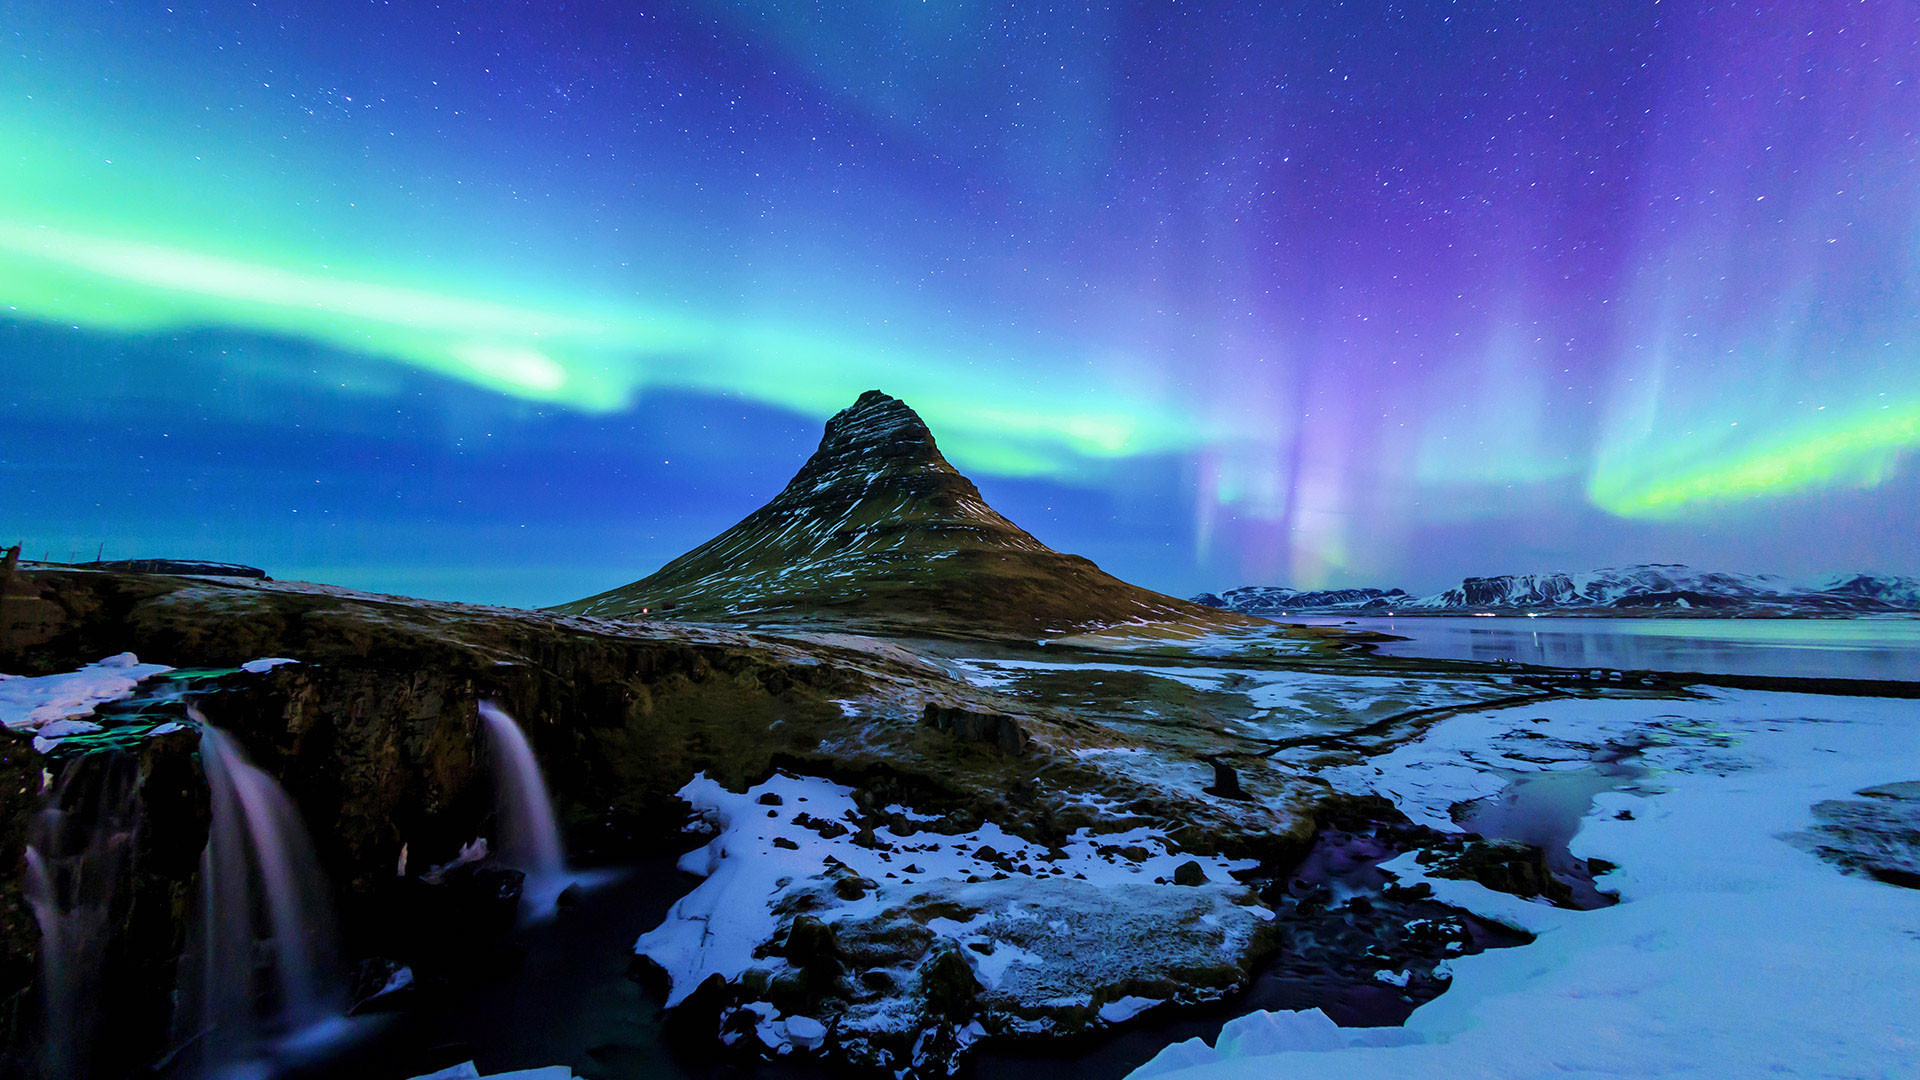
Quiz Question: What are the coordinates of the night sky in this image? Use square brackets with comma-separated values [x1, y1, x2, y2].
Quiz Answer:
[4, 1, 1916, 608]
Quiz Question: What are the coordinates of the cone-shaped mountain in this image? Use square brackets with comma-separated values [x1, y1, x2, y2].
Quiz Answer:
[558, 391, 1232, 635]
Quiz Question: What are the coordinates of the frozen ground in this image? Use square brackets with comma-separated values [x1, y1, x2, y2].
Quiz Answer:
[0, 652, 174, 751]
[635, 772, 1274, 1072]
[1132, 689, 1920, 1079]
[950, 657, 1514, 740]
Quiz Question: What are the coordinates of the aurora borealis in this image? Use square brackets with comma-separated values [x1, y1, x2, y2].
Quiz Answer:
[4, 1, 1916, 606]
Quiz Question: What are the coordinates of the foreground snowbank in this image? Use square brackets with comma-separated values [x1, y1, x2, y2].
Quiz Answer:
[637, 772, 1274, 1073]
[1132, 690, 1920, 1079]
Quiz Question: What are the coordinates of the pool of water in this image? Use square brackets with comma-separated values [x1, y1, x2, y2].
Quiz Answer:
[295, 858, 829, 1080]
[1280, 615, 1920, 681]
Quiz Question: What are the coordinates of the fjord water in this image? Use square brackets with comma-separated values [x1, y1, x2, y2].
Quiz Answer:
[173, 720, 346, 1077]
[1284, 616, 1920, 681]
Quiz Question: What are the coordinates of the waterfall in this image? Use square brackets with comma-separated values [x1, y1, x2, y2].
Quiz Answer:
[171, 714, 345, 1076]
[23, 752, 140, 1080]
[477, 701, 567, 906]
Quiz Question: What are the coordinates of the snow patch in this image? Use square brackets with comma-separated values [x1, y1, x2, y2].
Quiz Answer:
[635, 772, 1262, 1008]
[1, 654, 173, 734]
[1129, 690, 1920, 1080]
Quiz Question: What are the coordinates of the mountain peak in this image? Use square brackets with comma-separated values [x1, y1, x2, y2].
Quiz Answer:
[557, 391, 1233, 636]
[789, 390, 952, 497]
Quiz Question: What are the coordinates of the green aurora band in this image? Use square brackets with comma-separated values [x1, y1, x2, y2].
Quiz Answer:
[0, 217, 1201, 479]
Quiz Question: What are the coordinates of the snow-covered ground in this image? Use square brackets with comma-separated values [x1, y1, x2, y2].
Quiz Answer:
[1132, 690, 1920, 1079]
[635, 772, 1272, 1065]
[0, 652, 174, 752]
[951, 656, 1513, 739]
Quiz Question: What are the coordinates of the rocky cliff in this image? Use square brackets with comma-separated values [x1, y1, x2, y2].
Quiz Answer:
[0, 564, 1313, 1078]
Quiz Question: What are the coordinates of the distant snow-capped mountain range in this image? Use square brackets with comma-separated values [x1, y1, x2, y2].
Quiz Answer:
[1194, 564, 1920, 616]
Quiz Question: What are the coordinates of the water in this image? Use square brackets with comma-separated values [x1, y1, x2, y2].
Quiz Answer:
[1455, 761, 1643, 909]
[477, 702, 569, 912]
[294, 858, 761, 1080]
[1282, 615, 1920, 681]
[23, 752, 140, 1080]
[171, 718, 347, 1078]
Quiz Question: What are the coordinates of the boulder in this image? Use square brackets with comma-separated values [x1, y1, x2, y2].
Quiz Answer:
[922, 704, 1028, 755]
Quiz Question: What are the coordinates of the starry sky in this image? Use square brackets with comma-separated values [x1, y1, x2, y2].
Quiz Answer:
[4, 0, 1917, 608]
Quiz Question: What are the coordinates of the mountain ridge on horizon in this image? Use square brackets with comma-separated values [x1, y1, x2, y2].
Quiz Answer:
[1196, 563, 1920, 616]
[554, 390, 1242, 637]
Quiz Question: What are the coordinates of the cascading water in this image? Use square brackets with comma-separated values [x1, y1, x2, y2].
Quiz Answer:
[477, 701, 568, 910]
[171, 714, 346, 1077]
[23, 751, 140, 1080]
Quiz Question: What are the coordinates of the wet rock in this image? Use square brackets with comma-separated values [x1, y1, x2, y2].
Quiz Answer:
[917, 941, 981, 1020]
[1420, 838, 1572, 905]
[349, 957, 416, 1013]
[0, 734, 44, 1067]
[922, 703, 1028, 755]
[1173, 860, 1208, 886]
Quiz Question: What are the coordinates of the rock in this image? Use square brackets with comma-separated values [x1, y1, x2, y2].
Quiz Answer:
[773, 836, 800, 850]
[1204, 758, 1250, 800]
[778, 914, 843, 974]
[758, 792, 784, 806]
[923, 703, 1029, 755]
[917, 941, 980, 1020]
[793, 811, 849, 839]
[1421, 839, 1571, 905]
[1173, 860, 1208, 886]
[1788, 781, 1920, 888]
[832, 873, 878, 901]
[349, 958, 416, 1013]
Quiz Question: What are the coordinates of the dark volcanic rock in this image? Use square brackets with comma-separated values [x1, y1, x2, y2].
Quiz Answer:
[922, 703, 1029, 755]
[1788, 781, 1920, 888]
[555, 391, 1243, 637]
[1204, 757, 1250, 800]
[1420, 838, 1573, 905]
[3, 731, 208, 1080]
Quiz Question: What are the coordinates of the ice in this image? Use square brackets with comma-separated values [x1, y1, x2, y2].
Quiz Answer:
[240, 657, 300, 673]
[783, 1015, 828, 1049]
[1127, 690, 1920, 1080]
[402, 1066, 573, 1080]
[0, 653, 173, 732]
[1097, 995, 1163, 1023]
